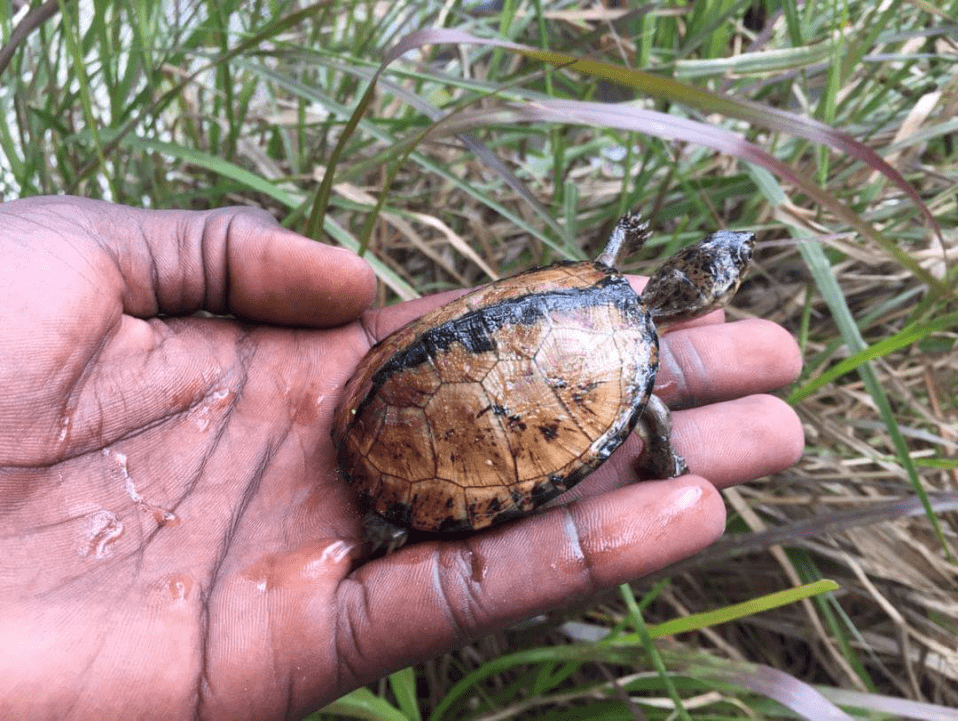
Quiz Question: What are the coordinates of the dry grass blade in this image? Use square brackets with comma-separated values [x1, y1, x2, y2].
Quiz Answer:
[0, 0, 62, 76]
[687, 658, 857, 721]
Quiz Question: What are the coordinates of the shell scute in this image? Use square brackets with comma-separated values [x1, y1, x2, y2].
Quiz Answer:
[427, 382, 516, 485]
[409, 480, 467, 530]
[493, 314, 553, 361]
[464, 262, 598, 308]
[481, 357, 592, 481]
[370, 474, 412, 517]
[365, 406, 436, 482]
[465, 484, 517, 529]
[377, 360, 441, 408]
[431, 342, 497, 383]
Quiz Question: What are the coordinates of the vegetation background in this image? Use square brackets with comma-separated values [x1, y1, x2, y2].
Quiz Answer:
[1, 0, 955, 719]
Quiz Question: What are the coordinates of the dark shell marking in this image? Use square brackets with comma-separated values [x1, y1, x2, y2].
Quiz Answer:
[332, 261, 658, 533]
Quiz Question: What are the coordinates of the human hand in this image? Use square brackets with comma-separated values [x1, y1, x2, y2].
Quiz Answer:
[0, 196, 803, 719]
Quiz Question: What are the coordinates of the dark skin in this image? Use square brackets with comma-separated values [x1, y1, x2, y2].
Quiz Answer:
[0, 196, 804, 719]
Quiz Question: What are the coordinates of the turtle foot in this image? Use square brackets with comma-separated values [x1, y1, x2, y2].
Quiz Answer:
[635, 395, 690, 479]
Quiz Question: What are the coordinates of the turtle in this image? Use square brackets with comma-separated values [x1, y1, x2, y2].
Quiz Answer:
[331, 213, 755, 552]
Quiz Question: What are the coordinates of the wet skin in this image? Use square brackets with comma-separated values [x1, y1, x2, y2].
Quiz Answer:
[0, 196, 804, 720]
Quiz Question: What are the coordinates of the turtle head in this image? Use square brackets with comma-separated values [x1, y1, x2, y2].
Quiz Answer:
[642, 230, 755, 323]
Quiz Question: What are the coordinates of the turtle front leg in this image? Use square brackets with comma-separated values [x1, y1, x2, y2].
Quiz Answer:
[596, 212, 651, 268]
[635, 395, 689, 479]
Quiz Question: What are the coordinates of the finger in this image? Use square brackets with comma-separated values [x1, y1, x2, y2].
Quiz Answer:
[362, 288, 469, 340]
[203, 210, 377, 327]
[657, 317, 802, 407]
[91, 199, 375, 327]
[329, 476, 724, 697]
[671, 394, 804, 488]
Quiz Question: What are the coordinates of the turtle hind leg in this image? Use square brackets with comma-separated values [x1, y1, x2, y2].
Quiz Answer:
[635, 395, 689, 479]
[363, 512, 409, 555]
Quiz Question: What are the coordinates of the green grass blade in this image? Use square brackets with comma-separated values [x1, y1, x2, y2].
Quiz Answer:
[387, 667, 421, 721]
[675, 38, 837, 78]
[798, 240, 952, 560]
[305, 76, 379, 242]
[68, 1, 331, 191]
[789, 312, 958, 403]
[619, 583, 691, 721]
[235, 57, 571, 262]
[318, 687, 410, 721]
[644, 580, 840, 639]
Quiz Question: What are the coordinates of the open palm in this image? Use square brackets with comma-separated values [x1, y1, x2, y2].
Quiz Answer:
[0, 196, 803, 719]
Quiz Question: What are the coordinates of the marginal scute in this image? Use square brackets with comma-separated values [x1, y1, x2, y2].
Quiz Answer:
[609, 315, 658, 396]
[409, 479, 467, 530]
[350, 394, 388, 456]
[464, 262, 600, 309]
[507, 479, 540, 513]
[369, 473, 412, 517]
[465, 484, 516, 528]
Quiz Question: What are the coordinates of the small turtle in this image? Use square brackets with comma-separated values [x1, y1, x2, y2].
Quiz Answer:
[331, 214, 755, 551]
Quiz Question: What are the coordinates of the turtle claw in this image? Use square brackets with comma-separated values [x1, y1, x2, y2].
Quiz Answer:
[596, 212, 650, 268]
[363, 512, 408, 555]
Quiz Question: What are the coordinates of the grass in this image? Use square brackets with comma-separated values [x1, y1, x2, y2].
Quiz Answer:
[2, 0, 956, 718]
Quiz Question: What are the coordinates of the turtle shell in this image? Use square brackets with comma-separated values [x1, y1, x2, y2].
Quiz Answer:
[331, 260, 658, 534]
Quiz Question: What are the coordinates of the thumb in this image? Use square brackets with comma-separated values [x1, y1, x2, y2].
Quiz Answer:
[65, 197, 377, 327]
